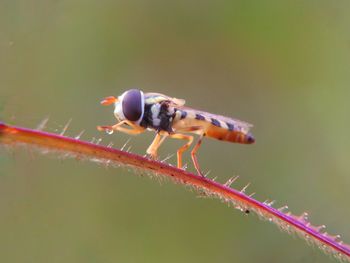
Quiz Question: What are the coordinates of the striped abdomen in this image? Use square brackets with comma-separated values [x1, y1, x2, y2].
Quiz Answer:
[205, 125, 255, 144]
[173, 109, 255, 144]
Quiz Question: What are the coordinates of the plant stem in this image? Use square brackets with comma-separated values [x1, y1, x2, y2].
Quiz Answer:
[0, 121, 349, 261]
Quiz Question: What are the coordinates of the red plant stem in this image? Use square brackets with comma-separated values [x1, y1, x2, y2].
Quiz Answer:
[0, 121, 349, 260]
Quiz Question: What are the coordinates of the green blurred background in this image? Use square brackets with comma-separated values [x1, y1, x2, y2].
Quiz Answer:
[1, 1, 349, 262]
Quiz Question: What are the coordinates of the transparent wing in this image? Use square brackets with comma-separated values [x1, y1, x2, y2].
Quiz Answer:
[144, 92, 186, 106]
[180, 106, 253, 131]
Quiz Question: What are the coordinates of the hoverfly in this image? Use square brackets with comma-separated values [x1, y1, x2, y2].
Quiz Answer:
[97, 89, 255, 176]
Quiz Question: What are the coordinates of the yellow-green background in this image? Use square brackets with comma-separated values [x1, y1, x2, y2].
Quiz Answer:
[1, 1, 349, 262]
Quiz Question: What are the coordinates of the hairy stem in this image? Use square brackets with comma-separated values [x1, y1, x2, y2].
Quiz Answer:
[0, 121, 349, 261]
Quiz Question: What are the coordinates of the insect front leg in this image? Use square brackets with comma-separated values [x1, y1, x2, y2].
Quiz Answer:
[97, 121, 145, 135]
[97, 121, 125, 132]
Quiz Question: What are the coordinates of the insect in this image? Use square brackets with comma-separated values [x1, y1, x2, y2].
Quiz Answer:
[97, 89, 255, 176]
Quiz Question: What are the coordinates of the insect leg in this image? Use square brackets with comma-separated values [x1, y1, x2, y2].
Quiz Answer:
[97, 121, 145, 135]
[191, 134, 204, 176]
[168, 133, 194, 170]
[114, 125, 145, 135]
[97, 120, 127, 132]
[146, 133, 168, 159]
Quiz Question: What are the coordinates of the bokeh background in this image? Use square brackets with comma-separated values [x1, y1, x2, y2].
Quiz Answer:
[1, 1, 350, 262]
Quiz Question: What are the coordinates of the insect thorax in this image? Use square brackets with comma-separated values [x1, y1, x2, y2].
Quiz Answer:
[139, 101, 176, 133]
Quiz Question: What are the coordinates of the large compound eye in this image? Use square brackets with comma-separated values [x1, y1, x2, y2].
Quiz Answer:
[122, 89, 143, 121]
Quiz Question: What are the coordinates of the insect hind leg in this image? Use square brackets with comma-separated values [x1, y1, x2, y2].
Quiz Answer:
[191, 134, 204, 176]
